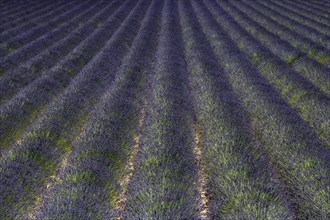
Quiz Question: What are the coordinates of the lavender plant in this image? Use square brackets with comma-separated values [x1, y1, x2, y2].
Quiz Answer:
[124, 1, 200, 218]
[0, 0, 133, 152]
[0, 0, 122, 101]
[213, 0, 330, 147]
[192, 0, 330, 218]
[265, 0, 330, 35]
[0, 0, 86, 58]
[179, 0, 293, 218]
[37, 2, 161, 218]
[0, 0, 148, 217]
[223, 0, 330, 95]
[250, 0, 330, 49]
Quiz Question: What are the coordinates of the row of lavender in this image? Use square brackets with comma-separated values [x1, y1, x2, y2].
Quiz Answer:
[0, 0, 126, 150]
[0, 0, 148, 217]
[0, 0, 84, 58]
[191, 0, 330, 218]
[0, 0, 113, 100]
[1, 0, 328, 152]
[219, 0, 330, 149]
[0, 0, 329, 219]
[0, 0, 64, 29]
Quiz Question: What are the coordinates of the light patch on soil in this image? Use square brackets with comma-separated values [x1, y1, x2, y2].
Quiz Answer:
[115, 98, 147, 220]
[193, 123, 209, 220]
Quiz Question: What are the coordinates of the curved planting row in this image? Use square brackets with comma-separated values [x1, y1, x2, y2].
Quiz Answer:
[0, 0, 41, 20]
[305, 0, 330, 7]
[0, 0, 44, 10]
[212, 0, 330, 146]
[0, 0, 109, 76]
[0, 0, 123, 102]
[0, 0, 58, 31]
[313, 0, 330, 5]
[0, 0, 28, 8]
[124, 1, 200, 219]
[0, 0, 76, 45]
[0, 0, 134, 155]
[0, 0, 66, 34]
[33, 1, 161, 218]
[1, 2, 138, 153]
[0, 0, 44, 19]
[179, 1, 293, 219]
[276, 0, 330, 25]
[0, 0, 132, 151]
[257, 0, 330, 43]
[0, 0, 87, 58]
[246, 0, 330, 50]
[236, 0, 330, 68]
[0, 0, 150, 218]
[194, 0, 330, 218]
[291, 0, 330, 16]
[222, 0, 330, 95]
[0, 0, 28, 12]
[267, 0, 330, 34]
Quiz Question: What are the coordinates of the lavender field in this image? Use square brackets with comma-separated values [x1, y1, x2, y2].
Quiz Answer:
[0, 0, 329, 219]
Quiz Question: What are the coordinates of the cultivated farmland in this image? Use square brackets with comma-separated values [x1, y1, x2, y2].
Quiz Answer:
[0, 0, 329, 219]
